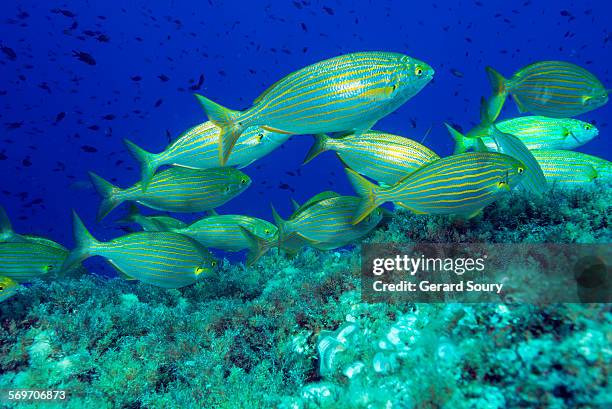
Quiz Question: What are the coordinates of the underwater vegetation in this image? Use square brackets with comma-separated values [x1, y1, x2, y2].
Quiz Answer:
[1, 5, 611, 405]
[0, 184, 610, 408]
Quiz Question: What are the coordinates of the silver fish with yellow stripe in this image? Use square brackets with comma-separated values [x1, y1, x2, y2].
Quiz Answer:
[63, 212, 217, 289]
[89, 167, 251, 221]
[452, 98, 548, 195]
[0, 276, 19, 303]
[0, 241, 67, 282]
[303, 131, 440, 185]
[1, 205, 67, 248]
[346, 152, 526, 224]
[531, 150, 611, 186]
[486, 61, 609, 119]
[171, 214, 277, 252]
[124, 121, 290, 190]
[195, 51, 434, 164]
[0, 206, 86, 279]
[447, 116, 598, 154]
[169, 214, 278, 266]
[272, 195, 383, 251]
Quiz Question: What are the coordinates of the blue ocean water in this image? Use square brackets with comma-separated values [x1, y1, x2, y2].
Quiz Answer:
[0, 0, 610, 273]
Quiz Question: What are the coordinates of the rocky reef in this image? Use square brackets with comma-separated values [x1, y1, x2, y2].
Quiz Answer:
[0, 183, 610, 408]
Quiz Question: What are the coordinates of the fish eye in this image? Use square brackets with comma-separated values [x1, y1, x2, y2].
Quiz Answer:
[0, 285, 4, 290]
[517, 167, 524, 174]
[584, 124, 592, 131]
[264, 228, 271, 234]
[211, 261, 217, 267]
[414, 66, 424, 76]
[240, 178, 248, 185]
[257, 133, 264, 142]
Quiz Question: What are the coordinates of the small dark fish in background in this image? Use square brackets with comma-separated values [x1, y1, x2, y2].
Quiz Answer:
[450, 68, 464, 78]
[72, 50, 96, 65]
[51, 8, 77, 18]
[81, 145, 98, 153]
[189, 74, 205, 91]
[0, 43, 17, 61]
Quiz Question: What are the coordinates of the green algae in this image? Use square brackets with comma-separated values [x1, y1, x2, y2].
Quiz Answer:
[0, 184, 610, 408]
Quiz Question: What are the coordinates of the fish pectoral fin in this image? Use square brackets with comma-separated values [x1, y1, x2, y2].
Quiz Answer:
[236, 160, 255, 169]
[465, 209, 483, 219]
[261, 125, 293, 135]
[363, 86, 395, 100]
[395, 202, 427, 214]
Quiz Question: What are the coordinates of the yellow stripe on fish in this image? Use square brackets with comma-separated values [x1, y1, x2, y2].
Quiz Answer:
[63, 212, 217, 289]
[194, 51, 434, 165]
[171, 214, 277, 255]
[485, 61, 608, 119]
[124, 121, 290, 190]
[0, 241, 67, 282]
[346, 152, 526, 224]
[272, 195, 383, 252]
[531, 150, 611, 186]
[448, 116, 598, 154]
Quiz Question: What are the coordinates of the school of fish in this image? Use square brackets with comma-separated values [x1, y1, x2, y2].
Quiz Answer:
[1, 52, 610, 297]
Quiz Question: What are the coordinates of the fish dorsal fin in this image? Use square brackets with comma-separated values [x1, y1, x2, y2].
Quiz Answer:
[420, 124, 433, 144]
[291, 199, 301, 212]
[291, 191, 341, 217]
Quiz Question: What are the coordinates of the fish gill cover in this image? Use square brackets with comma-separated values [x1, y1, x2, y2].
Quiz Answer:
[0, 1, 610, 408]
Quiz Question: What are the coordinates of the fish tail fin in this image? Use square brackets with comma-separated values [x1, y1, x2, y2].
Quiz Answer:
[0, 205, 14, 238]
[485, 66, 508, 120]
[117, 203, 140, 224]
[479, 96, 494, 126]
[444, 122, 472, 154]
[63, 211, 99, 271]
[88, 172, 124, 221]
[344, 168, 381, 225]
[123, 139, 158, 191]
[194, 94, 244, 166]
[303, 134, 330, 165]
[239, 226, 271, 266]
[270, 204, 289, 244]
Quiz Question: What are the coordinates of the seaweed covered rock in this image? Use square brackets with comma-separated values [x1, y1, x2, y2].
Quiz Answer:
[0, 186, 610, 408]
